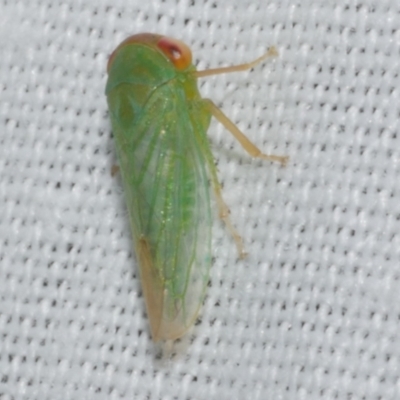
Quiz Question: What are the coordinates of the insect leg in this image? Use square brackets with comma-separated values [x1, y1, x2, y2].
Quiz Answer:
[211, 169, 247, 259]
[195, 47, 278, 78]
[194, 115, 247, 258]
[111, 165, 120, 176]
[205, 99, 288, 165]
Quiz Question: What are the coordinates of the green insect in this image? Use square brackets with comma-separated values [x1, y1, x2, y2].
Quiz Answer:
[106, 33, 287, 342]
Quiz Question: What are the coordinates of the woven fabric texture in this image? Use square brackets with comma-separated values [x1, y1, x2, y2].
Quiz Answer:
[1, 0, 399, 399]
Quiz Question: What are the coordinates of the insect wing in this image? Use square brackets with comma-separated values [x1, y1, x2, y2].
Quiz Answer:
[107, 79, 212, 341]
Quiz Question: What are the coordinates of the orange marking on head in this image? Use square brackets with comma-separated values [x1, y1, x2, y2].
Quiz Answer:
[107, 33, 162, 73]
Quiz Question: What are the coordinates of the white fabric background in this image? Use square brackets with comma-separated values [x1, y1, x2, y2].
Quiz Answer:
[1, 0, 399, 399]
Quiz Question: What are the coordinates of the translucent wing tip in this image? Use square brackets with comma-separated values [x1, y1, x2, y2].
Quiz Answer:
[138, 238, 200, 342]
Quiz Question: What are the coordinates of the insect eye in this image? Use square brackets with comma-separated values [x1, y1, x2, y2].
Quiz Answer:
[157, 37, 192, 70]
[168, 45, 182, 60]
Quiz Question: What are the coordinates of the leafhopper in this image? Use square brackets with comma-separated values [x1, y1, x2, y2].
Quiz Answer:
[106, 33, 287, 341]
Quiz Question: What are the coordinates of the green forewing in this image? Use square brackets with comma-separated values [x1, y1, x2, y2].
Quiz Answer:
[106, 42, 212, 340]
